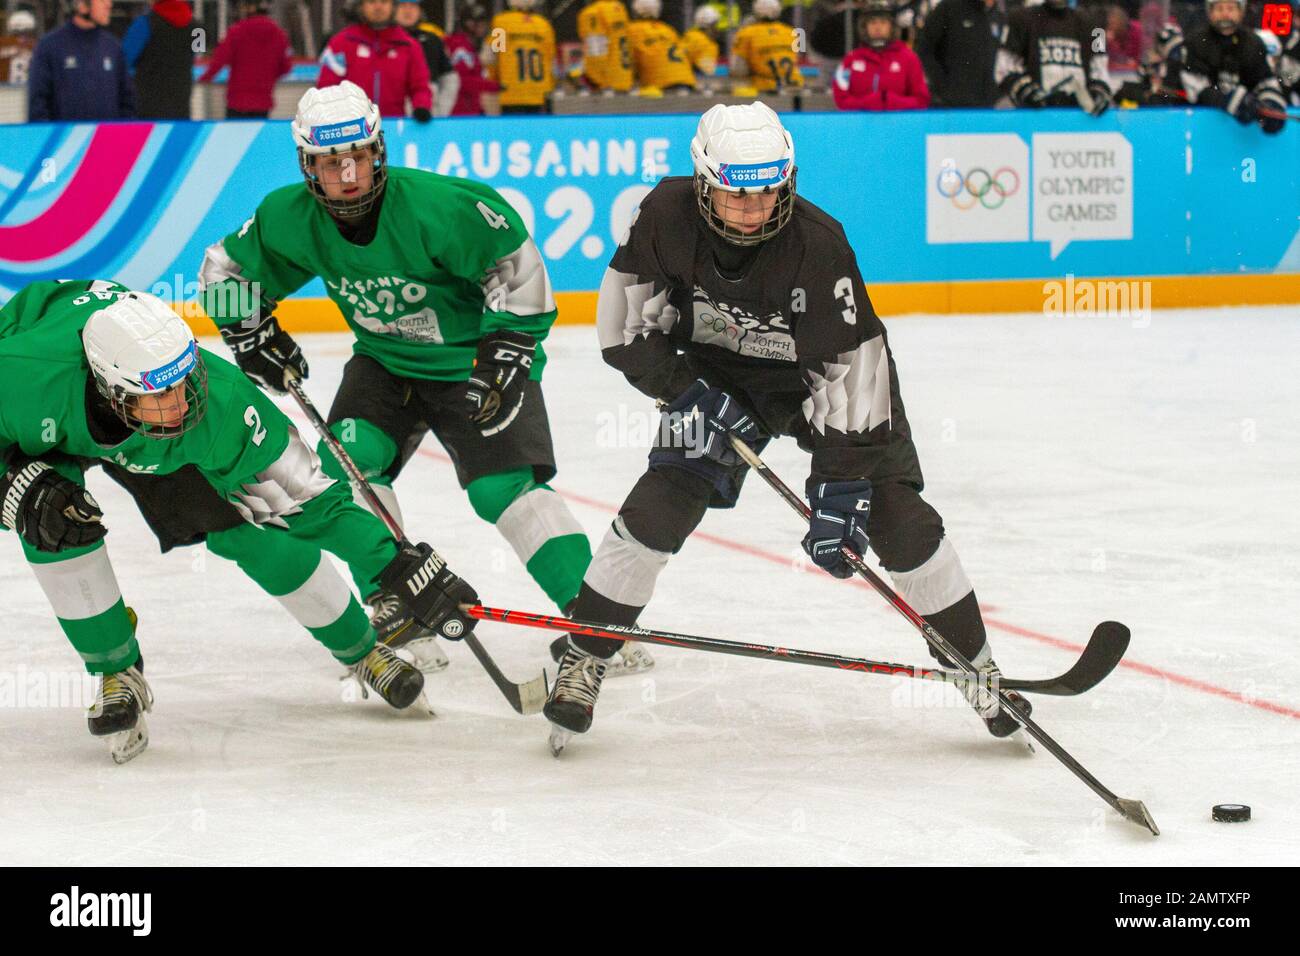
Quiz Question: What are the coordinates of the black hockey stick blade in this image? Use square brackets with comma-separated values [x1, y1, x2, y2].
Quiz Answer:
[1002, 621, 1130, 696]
[463, 633, 548, 715]
[1116, 797, 1161, 836]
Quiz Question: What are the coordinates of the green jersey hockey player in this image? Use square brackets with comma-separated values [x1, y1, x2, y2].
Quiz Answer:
[199, 80, 651, 674]
[0, 281, 477, 762]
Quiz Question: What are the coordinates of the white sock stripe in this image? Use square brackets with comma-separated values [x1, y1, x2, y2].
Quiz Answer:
[496, 486, 585, 566]
[582, 516, 671, 608]
[28, 545, 123, 621]
[886, 537, 973, 617]
[274, 554, 353, 629]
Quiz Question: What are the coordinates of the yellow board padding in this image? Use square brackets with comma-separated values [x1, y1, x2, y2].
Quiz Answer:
[177, 274, 1300, 337]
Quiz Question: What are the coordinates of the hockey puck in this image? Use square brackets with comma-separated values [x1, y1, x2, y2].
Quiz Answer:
[1211, 804, 1251, 823]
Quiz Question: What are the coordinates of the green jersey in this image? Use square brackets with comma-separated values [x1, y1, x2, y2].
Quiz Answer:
[0, 280, 396, 587]
[200, 167, 559, 382]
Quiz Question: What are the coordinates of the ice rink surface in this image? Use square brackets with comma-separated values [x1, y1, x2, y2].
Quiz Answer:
[3, 308, 1298, 866]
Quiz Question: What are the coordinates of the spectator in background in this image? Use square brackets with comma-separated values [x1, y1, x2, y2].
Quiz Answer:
[1106, 4, 1144, 74]
[0, 9, 39, 84]
[1181, 0, 1286, 132]
[997, 0, 1112, 114]
[916, 0, 1000, 106]
[318, 0, 432, 120]
[198, 0, 291, 119]
[833, 0, 930, 110]
[123, 0, 199, 119]
[577, 0, 634, 91]
[483, 0, 556, 112]
[682, 5, 722, 77]
[28, 0, 132, 121]
[627, 0, 696, 91]
[443, 4, 497, 114]
[395, 0, 460, 116]
[731, 0, 803, 91]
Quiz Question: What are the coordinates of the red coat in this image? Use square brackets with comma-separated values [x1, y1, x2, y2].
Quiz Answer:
[199, 14, 292, 114]
[443, 31, 497, 116]
[832, 41, 930, 111]
[318, 22, 432, 117]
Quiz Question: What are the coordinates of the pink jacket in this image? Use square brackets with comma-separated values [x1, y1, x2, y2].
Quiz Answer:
[199, 15, 292, 114]
[833, 41, 930, 112]
[318, 22, 432, 117]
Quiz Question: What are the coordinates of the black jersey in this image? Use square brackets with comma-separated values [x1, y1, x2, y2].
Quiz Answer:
[596, 176, 922, 489]
[1178, 26, 1283, 110]
[995, 5, 1110, 106]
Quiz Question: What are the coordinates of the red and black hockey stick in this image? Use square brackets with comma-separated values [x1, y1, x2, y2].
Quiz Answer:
[729, 435, 1158, 836]
[287, 377, 549, 716]
[462, 605, 1128, 698]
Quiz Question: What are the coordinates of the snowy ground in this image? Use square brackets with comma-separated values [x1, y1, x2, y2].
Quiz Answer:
[3, 309, 1298, 866]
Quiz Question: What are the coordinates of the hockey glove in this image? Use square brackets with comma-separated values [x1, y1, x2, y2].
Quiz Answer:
[1, 459, 106, 553]
[412, 107, 433, 124]
[465, 331, 535, 436]
[219, 313, 309, 395]
[378, 541, 479, 640]
[1228, 89, 1260, 125]
[662, 379, 761, 467]
[1011, 77, 1048, 108]
[1086, 82, 1112, 116]
[801, 479, 872, 579]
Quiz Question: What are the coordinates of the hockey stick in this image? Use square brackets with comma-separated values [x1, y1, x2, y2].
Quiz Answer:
[286, 377, 549, 716]
[730, 436, 1158, 835]
[462, 605, 1128, 697]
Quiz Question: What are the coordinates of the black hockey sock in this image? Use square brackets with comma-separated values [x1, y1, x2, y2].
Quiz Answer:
[922, 590, 988, 669]
[568, 583, 643, 659]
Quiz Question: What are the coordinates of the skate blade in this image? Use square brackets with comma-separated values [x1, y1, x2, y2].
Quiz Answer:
[548, 724, 573, 757]
[418, 689, 437, 718]
[1008, 728, 1036, 754]
[606, 645, 655, 678]
[399, 637, 449, 674]
[109, 717, 149, 765]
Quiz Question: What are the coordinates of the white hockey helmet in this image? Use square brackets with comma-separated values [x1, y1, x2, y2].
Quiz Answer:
[6, 9, 37, 32]
[689, 101, 796, 246]
[82, 292, 208, 439]
[632, 0, 661, 18]
[752, 0, 781, 20]
[693, 5, 721, 28]
[291, 81, 387, 218]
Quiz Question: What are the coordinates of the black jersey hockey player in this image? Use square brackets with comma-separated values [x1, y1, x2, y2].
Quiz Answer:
[1179, 0, 1288, 134]
[541, 102, 1032, 754]
[996, 0, 1113, 114]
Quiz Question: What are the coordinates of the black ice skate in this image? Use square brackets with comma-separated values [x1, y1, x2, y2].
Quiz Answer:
[544, 640, 610, 756]
[549, 634, 654, 677]
[367, 590, 449, 673]
[348, 643, 428, 711]
[88, 653, 153, 765]
[960, 664, 1034, 745]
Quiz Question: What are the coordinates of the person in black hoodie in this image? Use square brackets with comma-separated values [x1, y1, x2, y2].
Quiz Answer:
[27, 0, 134, 120]
[123, 0, 201, 119]
[1180, 0, 1287, 133]
[915, 0, 1001, 107]
[996, 0, 1112, 114]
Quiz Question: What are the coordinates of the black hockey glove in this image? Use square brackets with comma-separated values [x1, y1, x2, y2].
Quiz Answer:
[378, 541, 479, 640]
[1, 459, 106, 554]
[1011, 78, 1048, 108]
[1228, 90, 1260, 125]
[1085, 82, 1112, 116]
[219, 313, 308, 395]
[465, 331, 535, 436]
[801, 479, 872, 579]
[661, 379, 761, 467]
[412, 107, 433, 123]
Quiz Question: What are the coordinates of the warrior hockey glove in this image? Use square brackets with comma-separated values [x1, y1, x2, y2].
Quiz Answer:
[662, 379, 761, 466]
[378, 541, 479, 640]
[801, 479, 872, 579]
[1, 459, 106, 553]
[465, 331, 535, 436]
[219, 313, 308, 395]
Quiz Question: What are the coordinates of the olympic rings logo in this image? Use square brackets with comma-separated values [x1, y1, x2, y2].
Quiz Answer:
[935, 163, 1021, 210]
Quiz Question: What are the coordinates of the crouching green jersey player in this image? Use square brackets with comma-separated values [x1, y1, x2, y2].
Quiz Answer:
[0, 281, 477, 762]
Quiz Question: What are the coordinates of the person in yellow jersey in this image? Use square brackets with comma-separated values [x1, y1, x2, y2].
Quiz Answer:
[483, 0, 556, 113]
[627, 0, 696, 91]
[731, 0, 804, 91]
[576, 0, 634, 91]
[682, 5, 722, 77]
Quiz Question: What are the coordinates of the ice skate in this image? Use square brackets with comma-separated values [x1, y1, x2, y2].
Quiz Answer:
[368, 590, 449, 673]
[550, 634, 653, 677]
[959, 664, 1034, 748]
[544, 639, 609, 756]
[88, 655, 154, 765]
[347, 642, 428, 711]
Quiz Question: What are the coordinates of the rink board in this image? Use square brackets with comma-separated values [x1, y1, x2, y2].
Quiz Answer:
[1, 109, 1298, 318]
